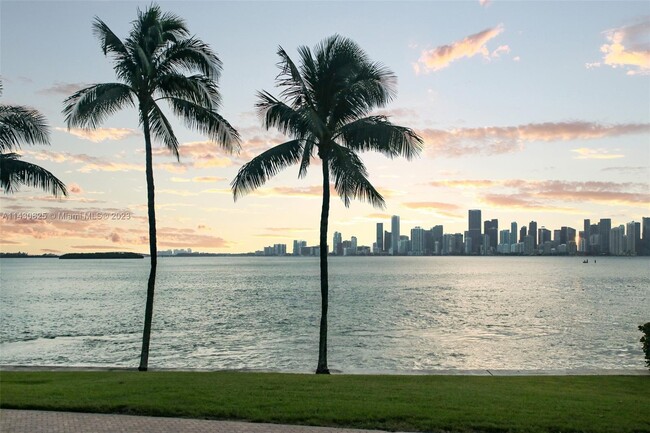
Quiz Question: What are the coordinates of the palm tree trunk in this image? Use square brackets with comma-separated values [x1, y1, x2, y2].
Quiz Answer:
[316, 157, 330, 374]
[138, 110, 157, 372]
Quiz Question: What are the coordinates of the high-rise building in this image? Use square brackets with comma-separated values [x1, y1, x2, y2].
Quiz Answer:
[599, 218, 612, 255]
[333, 231, 342, 255]
[609, 225, 625, 255]
[583, 219, 591, 254]
[510, 222, 517, 245]
[376, 223, 384, 252]
[626, 221, 639, 255]
[538, 227, 551, 245]
[411, 227, 425, 255]
[384, 230, 391, 254]
[391, 215, 400, 255]
[432, 225, 443, 255]
[484, 219, 498, 253]
[468, 209, 482, 254]
[519, 225, 527, 243]
[642, 217, 650, 255]
[529, 220, 538, 248]
[350, 236, 358, 255]
[293, 240, 306, 255]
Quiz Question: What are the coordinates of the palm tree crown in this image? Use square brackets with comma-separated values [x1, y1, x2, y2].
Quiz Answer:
[63, 4, 239, 371]
[0, 82, 67, 197]
[232, 35, 422, 373]
[63, 5, 239, 154]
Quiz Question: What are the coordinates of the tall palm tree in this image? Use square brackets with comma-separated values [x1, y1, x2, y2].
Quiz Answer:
[1, 82, 67, 197]
[63, 4, 240, 371]
[232, 35, 422, 374]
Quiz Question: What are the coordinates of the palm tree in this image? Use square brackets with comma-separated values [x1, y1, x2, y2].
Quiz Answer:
[1, 83, 67, 197]
[232, 35, 422, 374]
[63, 4, 240, 371]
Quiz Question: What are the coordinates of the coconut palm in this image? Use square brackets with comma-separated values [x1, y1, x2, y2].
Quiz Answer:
[232, 35, 422, 374]
[0, 83, 67, 197]
[63, 4, 240, 371]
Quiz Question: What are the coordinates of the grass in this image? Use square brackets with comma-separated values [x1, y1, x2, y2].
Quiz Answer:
[1, 371, 649, 432]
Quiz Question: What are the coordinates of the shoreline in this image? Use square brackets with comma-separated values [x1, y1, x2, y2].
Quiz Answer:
[1, 365, 648, 375]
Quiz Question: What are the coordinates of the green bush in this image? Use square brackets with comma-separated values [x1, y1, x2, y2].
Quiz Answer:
[639, 322, 650, 369]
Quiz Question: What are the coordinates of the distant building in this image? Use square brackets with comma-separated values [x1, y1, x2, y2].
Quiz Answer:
[333, 231, 343, 255]
[384, 230, 391, 254]
[519, 225, 527, 243]
[391, 215, 400, 255]
[529, 220, 538, 249]
[484, 219, 498, 253]
[599, 218, 612, 255]
[468, 209, 482, 254]
[376, 223, 384, 252]
[411, 227, 425, 255]
[510, 222, 517, 246]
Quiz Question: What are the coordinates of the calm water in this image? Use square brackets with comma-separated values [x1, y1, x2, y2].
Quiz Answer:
[0, 256, 648, 372]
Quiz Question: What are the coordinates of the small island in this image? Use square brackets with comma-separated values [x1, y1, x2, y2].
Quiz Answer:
[59, 252, 144, 259]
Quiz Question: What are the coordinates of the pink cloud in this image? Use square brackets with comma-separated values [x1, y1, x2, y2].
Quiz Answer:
[415, 25, 505, 72]
[593, 19, 650, 76]
[421, 121, 650, 157]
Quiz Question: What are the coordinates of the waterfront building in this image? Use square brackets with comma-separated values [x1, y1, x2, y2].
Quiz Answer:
[398, 235, 410, 255]
[432, 225, 443, 255]
[391, 215, 400, 256]
[468, 209, 482, 254]
[609, 225, 625, 256]
[643, 217, 650, 255]
[529, 220, 538, 248]
[538, 227, 551, 245]
[484, 219, 498, 253]
[626, 221, 639, 255]
[384, 230, 391, 254]
[293, 240, 307, 255]
[510, 222, 517, 246]
[376, 223, 384, 252]
[600, 218, 612, 255]
[519, 225, 527, 243]
[411, 226, 425, 255]
[524, 235, 534, 255]
[333, 231, 343, 255]
[583, 219, 591, 254]
[350, 236, 358, 255]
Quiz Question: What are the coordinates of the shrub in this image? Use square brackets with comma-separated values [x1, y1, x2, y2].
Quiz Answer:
[639, 322, 650, 369]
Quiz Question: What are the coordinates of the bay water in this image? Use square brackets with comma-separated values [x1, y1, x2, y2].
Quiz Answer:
[0, 256, 648, 372]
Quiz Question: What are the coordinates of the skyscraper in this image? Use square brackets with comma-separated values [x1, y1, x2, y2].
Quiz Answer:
[642, 217, 650, 255]
[484, 219, 498, 253]
[519, 225, 527, 243]
[583, 219, 590, 254]
[411, 226, 425, 255]
[391, 215, 400, 255]
[376, 223, 384, 252]
[599, 218, 611, 255]
[333, 231, 342, 255]
[468, 209, 482, 254]
[529, 220, 538, 248]
[510, 222, 517, 246]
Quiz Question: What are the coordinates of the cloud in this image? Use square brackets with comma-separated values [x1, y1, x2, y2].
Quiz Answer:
[479, 0, 491, 6]
[25, 149, 143, 173]
[591, 19, 650, 75]
[430, 178, 650, 209]
[365, 213, 393, 220]
[55, 127, 139, 142]
[70, 245, 130, 250]
[421, 121, 650, 157]
[68, 183, 83, 194]
[571, 147, 625, 159]
[402, 201, 463, 218]
[601, 166, 648, 174]
[171, 176, 226, 183]
[39, 82, 88, 95]
[415, 25, 505, 72]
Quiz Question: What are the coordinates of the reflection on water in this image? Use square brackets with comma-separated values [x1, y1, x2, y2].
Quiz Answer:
[0, 256, 648, 371]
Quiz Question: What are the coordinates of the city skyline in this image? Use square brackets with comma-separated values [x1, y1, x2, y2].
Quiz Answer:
[255, 210, 649, 257]
[1, 1, 649, 254]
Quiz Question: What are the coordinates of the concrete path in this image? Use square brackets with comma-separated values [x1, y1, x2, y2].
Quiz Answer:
[0, 409, 394, 433]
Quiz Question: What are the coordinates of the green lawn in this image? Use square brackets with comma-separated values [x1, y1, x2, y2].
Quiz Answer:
[1, 371, 648, 432]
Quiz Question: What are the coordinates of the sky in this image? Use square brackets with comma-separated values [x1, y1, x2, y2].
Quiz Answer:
[1, 0, 649, 254]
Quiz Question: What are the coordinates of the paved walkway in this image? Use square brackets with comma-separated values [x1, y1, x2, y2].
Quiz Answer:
[0, 410, 394, 433]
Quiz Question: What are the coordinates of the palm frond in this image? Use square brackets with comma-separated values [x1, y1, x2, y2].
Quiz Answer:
[336, 116, 422, 160]
[231, 139, 303, 200]
[256, 91, 316, 138]
[63, 83, 135, 129]
[298, 139, 315, 178]
[155, 37, 222, 79]
[328, 143, 385, 209]
[166, 97, 240, 153]
[156, 73, 221, 108]
[277, 46, 316, 110]
[0, 152, 67, 197]
[147, 102, 179, 160]
[0, 104, 50, 152]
